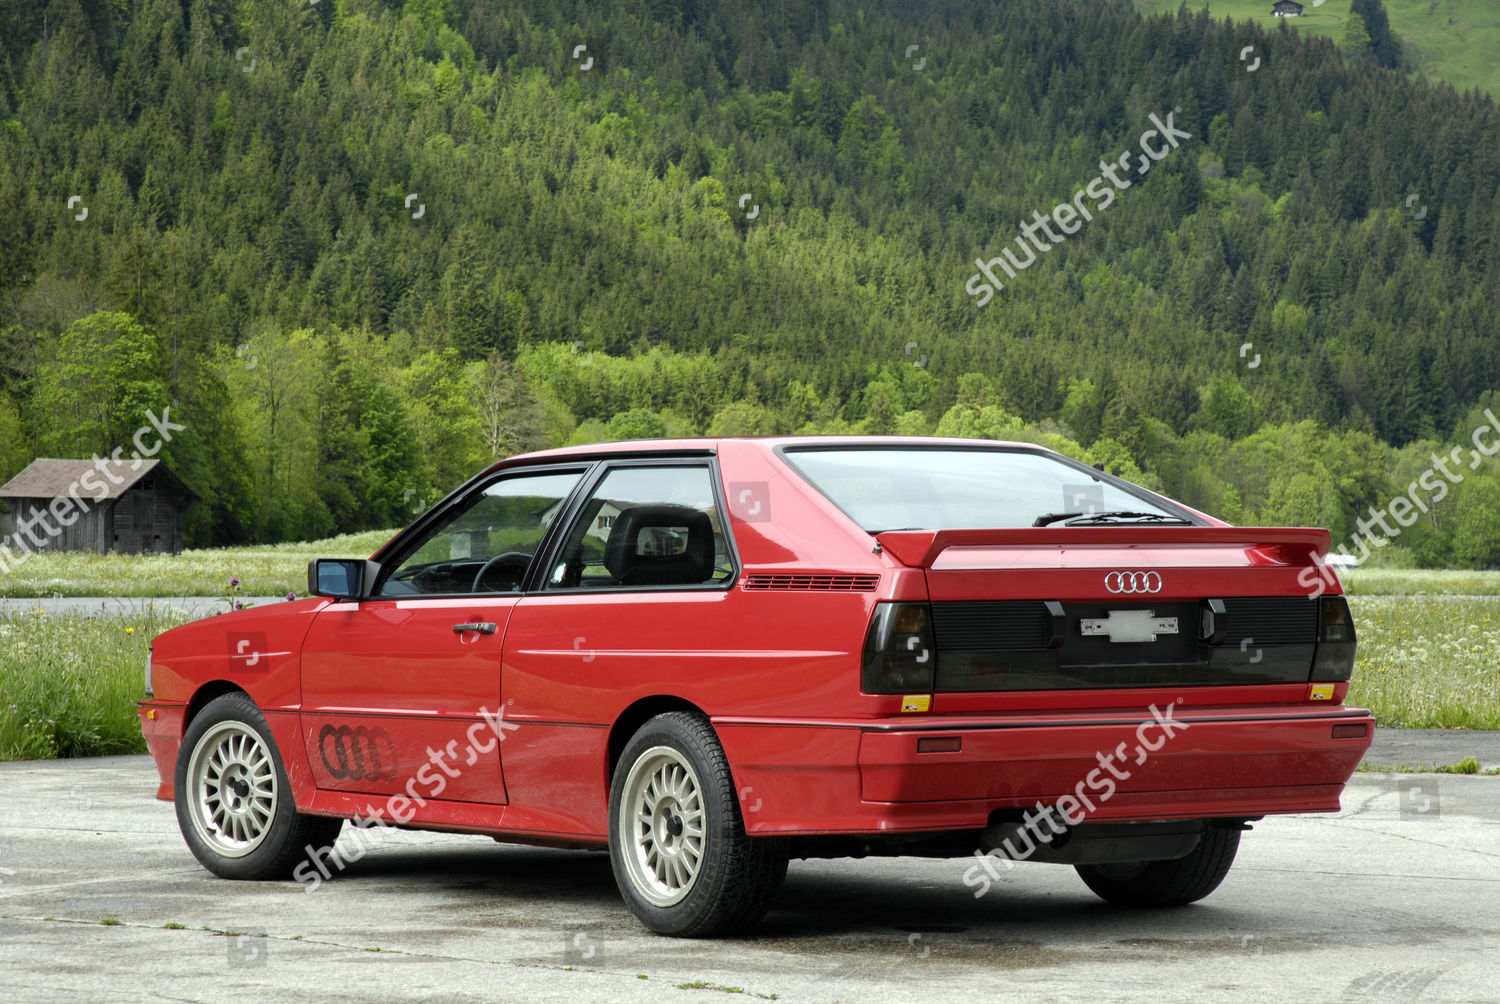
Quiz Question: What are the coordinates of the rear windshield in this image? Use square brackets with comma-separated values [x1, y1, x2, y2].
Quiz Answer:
[781, 446, 1186, 532]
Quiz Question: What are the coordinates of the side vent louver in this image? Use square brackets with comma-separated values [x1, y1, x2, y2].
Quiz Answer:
[742, 574, 880, 592]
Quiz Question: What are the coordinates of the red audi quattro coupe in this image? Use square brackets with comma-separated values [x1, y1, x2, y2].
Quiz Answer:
[138, 437, 1372, 936]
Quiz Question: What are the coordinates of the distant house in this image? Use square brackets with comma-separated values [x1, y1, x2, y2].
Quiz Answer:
[0, 458, 197, 556]
[1272, 0, 1304, 16]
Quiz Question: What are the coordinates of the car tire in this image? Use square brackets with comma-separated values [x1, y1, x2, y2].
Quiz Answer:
[1073, 823, 1241, 907]
[608, 711, 788, 936]
[175, 692, 343, 880]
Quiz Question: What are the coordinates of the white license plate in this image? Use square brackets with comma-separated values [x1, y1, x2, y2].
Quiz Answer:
[1079, 610, 1179, 643]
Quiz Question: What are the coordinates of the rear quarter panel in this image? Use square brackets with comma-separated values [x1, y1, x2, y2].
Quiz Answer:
[497, 441, 905, 834]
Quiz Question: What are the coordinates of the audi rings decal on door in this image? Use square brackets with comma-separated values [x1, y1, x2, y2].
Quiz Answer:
[1104, 571, 1163, 594]
[318, 724, 398, 780]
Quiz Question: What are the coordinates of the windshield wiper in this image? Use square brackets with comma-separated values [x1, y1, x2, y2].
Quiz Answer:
[1032, 510, 1191, 527]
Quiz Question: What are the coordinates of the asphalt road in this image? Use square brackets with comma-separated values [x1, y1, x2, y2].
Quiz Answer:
[1, 756, 1496, 1003]
[0, 597, 286, 619]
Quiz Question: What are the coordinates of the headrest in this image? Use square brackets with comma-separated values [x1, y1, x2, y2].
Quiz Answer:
[603, 505, 715, 586]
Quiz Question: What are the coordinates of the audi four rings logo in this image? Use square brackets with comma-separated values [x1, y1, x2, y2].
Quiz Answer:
[1105, 570, 1162, 594]
[318, 724, 398, 781]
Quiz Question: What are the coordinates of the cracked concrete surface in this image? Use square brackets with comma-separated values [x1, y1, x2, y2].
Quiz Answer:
[1, 757, 1497, 1002]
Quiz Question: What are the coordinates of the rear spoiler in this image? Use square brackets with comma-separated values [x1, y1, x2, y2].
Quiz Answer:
[875, 526, 1331, 569]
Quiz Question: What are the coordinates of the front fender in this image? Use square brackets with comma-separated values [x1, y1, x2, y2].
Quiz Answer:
[145, 598, 334, 812]
[150, 598, 332, 711]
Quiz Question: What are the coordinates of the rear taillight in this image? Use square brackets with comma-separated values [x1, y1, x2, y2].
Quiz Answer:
[862, 602, 936, 694]
[1310, 595, 1358, 681]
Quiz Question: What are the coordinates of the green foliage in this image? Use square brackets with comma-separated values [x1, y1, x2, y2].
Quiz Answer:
[1196, 373, 1256, 441]
[0, 0, 1496, 568]
[33, 312, 168, 457]
[1348, 596, 1500, 729]
[608, 407, 668, 440]
[1085, 438, 1157, 491]
[0, 393, 25, 480]
[1351, 0, 1401, 69]
[1340, 11, 1374, 59]
[0, 530, 395, 598]
[1451, 477, 1500, 569]
[1061, 379, 1103, 447]
[706, 401, 777, 437]
[1434, 757, 1481, 774]
[934, 403, 1024, 442]
[1, 612, 190, 759]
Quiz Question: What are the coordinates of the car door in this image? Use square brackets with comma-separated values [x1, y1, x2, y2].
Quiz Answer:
[299, 467, 587, 804]
[497, 460, 740, 834]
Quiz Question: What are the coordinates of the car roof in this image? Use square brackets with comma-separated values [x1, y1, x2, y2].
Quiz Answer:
[483, 436, 1056, 473]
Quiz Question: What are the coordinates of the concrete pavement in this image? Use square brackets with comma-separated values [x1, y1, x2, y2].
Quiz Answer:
[1364, 728, 1500, 772]
[1, 755, 1496, 1002]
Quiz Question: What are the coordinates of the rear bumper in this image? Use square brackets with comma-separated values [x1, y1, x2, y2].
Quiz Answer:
[716, 704, 1374, 836]
[137, 700, 185, 801]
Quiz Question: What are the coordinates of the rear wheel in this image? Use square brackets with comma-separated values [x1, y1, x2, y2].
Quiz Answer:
[175, 692, 342, 880]
[608, 712, 787, 936]
[1074, 824, 1241, 907]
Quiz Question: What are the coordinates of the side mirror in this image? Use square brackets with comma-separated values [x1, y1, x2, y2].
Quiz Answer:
[308, 558, 380, 600]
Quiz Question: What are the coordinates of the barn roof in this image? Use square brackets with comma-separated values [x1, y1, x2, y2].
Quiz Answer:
[0, 458, 192, 501]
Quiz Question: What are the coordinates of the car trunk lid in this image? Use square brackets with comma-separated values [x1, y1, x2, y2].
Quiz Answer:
[872, 526, 1345, 700]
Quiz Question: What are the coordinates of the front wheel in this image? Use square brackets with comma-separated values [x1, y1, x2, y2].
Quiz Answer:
[1074, 824, 1241, 907]
[608, 712, 787, 936]
[175, 692, 342, 880]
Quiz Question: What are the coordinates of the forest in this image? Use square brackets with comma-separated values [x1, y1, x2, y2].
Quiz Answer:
[1, 0, 1499, 567]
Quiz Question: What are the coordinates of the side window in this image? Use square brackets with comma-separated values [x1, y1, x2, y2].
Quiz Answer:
[547, 466, 733, 589]
[378, 470, 583, 596]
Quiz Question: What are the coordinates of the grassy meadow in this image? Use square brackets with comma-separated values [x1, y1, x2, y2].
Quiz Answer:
[0, 530, 396, 598]
[1346, 595, 1500, 729]
[0, 528, 391, 759]
[0, 609, 188, 760]
[1338, 568, 1500, 596]
[1132, 0, 1500, 99]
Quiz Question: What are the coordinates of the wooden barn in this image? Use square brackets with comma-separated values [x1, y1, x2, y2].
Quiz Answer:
[0, 458, 197, 555]
[1272, 0, 1304, 16]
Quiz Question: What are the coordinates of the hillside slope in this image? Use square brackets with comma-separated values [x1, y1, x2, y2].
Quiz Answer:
[0, 0, 1498, 566]
[1134, 0, 1500, 99]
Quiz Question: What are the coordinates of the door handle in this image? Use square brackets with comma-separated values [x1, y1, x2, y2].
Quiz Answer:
[452, 622, 498, 635]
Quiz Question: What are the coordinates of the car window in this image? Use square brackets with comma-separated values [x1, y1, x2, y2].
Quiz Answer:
[378, 470, 583, 596]
[546, 465, 733, 590]
[782, 447, 1186, 531]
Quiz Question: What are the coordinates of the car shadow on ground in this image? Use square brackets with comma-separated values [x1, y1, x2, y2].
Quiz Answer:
[305, 839, 1269, 953]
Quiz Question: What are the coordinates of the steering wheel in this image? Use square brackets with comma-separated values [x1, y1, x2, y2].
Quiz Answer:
[471, 552, 533, 593]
